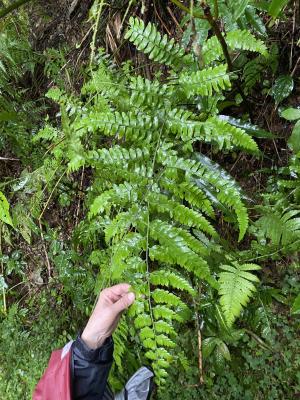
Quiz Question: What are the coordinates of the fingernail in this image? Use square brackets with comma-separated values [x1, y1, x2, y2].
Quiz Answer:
[127, 292, 135, 304]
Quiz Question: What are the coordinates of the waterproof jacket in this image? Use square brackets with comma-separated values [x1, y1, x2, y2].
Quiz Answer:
[33, 335, 154, 400]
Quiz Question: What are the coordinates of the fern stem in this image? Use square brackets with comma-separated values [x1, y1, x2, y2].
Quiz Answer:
[0, 0, 32, 19]
[193, 290, 204, 385]
[243, 238, 300, 262]
[200, 3, 251, 115]
[144, 127, 165, 349]
[200, 3, 233, 72]
[145, 201, 156, 338]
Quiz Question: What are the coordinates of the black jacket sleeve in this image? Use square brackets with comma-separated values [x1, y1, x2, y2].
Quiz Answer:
[71, 335, 114, 400]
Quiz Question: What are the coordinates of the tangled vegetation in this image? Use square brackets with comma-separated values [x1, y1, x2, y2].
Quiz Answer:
[0, 0, 299, 398]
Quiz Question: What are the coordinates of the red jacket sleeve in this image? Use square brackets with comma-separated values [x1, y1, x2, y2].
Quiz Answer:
[33, 341, 73, 400]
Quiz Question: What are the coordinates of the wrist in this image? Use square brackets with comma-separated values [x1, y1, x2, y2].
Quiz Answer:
[81, 330, 106, 350]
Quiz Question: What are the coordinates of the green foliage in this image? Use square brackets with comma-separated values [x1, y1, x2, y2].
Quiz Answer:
[242, 44, 279, 94]
[219, 262, 261, 326]
[292, 293, 300, 314]
[268, 0, 289, 19]
[271, 75, 294, 105]
[125, 17, 192, 68]
[252, 112, 300, 258]
[203, 29, 267, 65]
[34, 15, 268, 383]
[0, 16, 42, 157]
[1, 1, 298, 397]
[159, 266, 300, 400]
[256, 209, 300, 246]
[0, 191, 13, 226]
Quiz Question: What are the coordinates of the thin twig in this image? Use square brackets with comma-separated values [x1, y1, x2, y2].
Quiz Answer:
[0, 156, 19, 161]
[75, 167, 85, 226]
[38, 169, 66, 278]
[90, 0, 106, 67]
[154, 2, 172, 36]
[291, 56, 300, 77]
[166, 6, 184, 33]
[38, 169, 66, 220]
[38, 220, 52, 279]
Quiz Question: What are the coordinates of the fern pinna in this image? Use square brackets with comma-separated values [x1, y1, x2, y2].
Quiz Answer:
[41, 17, 265, 384]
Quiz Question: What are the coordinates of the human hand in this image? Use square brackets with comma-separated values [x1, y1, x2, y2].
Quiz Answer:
[81, 283, 135, 350]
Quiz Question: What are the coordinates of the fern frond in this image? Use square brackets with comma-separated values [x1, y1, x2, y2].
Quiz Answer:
[161, 152, 249, 240]
[152, 288, 187, 309]
[153, 305, 183, 322]
[226, 30, 267, 55]
[81, 62, 122, 105]
[161, 179, 214, 218]
[154, 320, 177, 336]
[150, 220, 211, 280]
[113, 317, 128, 372]
[203, 30, 267, 64]
[0, 191, 13, 226]
[156, 334, 176, 348]
[83, 111, 156, 141]
[104, 207, 138, 243]
[139, 326, 155, 340]
[134, 313, 152, 329]
[201, 36, 223, 65]
[256, 209, 300, 246]
[110, 234, 146, 279]
[129, 76, 171, 109]
[165, 109, 204, 141]
[243, 56, 265, 93]
[95, 145, 150, 166]
[89, 183, 138, 217]
[178, 64, 231, 97]
[125, 17, 189, 68]
[219, 262, 261, 326]
[150, 270, 195, 295]
[148, 192, 217, 237]
[204, 116, 259, 152]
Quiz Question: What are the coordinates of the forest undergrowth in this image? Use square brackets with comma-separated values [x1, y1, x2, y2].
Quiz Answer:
[0, 0, 299, 398]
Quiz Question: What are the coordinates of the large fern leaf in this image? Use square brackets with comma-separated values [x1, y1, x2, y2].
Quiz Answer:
[219, 262, 261, 326]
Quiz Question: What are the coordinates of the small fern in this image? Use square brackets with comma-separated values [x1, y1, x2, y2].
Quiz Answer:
[219, 262, 261, 326]
[256, 209, 300, 246]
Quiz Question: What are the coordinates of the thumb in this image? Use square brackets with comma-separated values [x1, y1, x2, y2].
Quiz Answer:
[112, 292, 135, 314]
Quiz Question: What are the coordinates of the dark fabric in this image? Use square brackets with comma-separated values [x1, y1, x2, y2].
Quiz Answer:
[71, 335, 114, 400]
